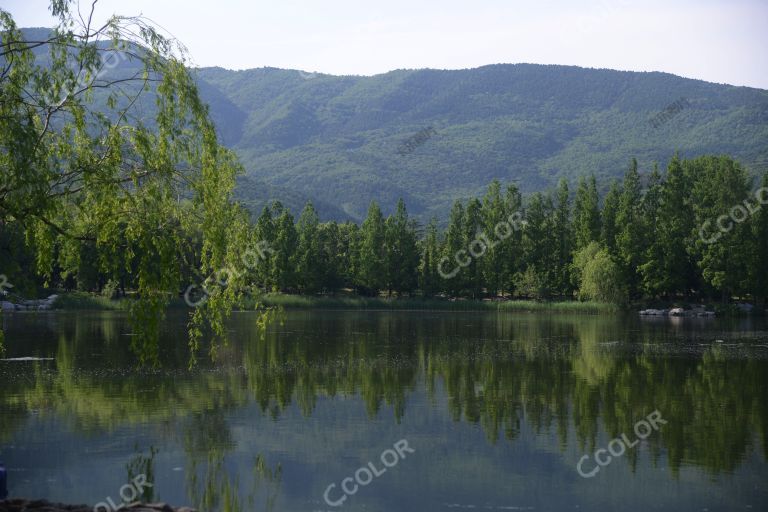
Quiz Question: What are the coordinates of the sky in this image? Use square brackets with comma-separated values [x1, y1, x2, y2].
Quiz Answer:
[4, 0, 768, 89]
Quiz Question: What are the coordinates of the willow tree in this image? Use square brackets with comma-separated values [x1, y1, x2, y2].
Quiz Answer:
[0, 1, 251, 364]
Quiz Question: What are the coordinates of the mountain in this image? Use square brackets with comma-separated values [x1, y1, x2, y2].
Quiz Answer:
[193, 64, 768, 221]
[16, 29, 768, 222]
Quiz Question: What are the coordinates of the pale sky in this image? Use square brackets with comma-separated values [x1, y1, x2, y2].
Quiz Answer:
[4, 0, 767, 88]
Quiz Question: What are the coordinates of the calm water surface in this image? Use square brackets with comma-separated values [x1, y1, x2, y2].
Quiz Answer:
[1, 310, 767, 511]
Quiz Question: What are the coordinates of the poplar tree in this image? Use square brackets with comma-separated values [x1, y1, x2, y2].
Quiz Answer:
[461, 198, 483, 298]
[358, 201, 386, 295]
[573, 174, 601, 251]
[254, 206, 276, 289]
[317, 221, 344, 292]
[553, 179, 574, 297]
[296, 202, 322, 293]
[638, 165, 665, 297]
[600, 180, 622, 257]
[442, 200, 466, 296]
[519, 192, 554, 298]
[272, 209, 298, 291]
[419, 218, 441, 297]
[615, 159, 645, 297]
[481, 181, 505, 297]
[384, 198, 419, 295]
[657, 155, 696, 296]
[502, 184, 524, 296]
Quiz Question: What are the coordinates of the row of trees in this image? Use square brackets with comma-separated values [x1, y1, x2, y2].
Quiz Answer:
[213, 154, 768, 304]
[3, 154, 766, 305]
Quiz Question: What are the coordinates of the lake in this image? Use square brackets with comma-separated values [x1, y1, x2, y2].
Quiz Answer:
[1, 310, 767, 511]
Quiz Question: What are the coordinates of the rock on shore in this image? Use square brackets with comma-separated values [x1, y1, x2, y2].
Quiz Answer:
[0, 500, 195, 512]
[0, 294, 58, 311]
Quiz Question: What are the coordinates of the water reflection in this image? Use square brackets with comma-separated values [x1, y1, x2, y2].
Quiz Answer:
[0, 311, 766, 510]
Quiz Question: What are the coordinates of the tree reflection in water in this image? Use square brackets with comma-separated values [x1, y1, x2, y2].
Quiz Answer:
[0, 311, 766, 507]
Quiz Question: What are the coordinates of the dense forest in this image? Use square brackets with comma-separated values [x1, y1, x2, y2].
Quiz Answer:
[5, 153, 766, 307]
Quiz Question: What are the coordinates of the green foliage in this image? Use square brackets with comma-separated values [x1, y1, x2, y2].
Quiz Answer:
[441, 200, 466, 296]
[358, 201, 386, 294]
[521, 192, 556, 297]
[51, 291, 127, 310]
[295, 202, 323, 292]
[383, 198, 420, 295]
[514, 266, 548, 301]
[255, 292, 616, 313]
[418, 218, 441, 297]
[552, 179, 574, 296]
[1, 3, 248, 364]
[188, 64, 768, 223]
[689, 156, 752, 298]
[101, 278, 119, 299]
[573, 242, 627, 304]
[205, 156, 764, 307]
[271, 206, 298, 291]
[615, 158, 645, 297]
[573, 174, 601, 251]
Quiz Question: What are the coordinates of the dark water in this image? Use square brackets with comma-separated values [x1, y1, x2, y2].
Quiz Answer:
[1, 310, 767, 511]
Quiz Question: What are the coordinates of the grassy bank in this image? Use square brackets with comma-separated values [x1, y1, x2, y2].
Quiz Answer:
[254, 293, 619, 314]
[49, 291, 619, 314]
[52, 292, 129, 310]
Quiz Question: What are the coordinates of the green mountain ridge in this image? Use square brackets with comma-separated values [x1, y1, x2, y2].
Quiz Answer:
[192, 63, 768, 221]
[15, 29, 768, 222]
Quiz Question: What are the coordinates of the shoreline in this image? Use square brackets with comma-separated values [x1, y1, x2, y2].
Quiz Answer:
[5, 292, 762, 317]
[45, 292, 619, 314]
[0, 500, 195, 512]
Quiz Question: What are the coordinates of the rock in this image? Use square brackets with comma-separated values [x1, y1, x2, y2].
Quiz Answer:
[669, 307, 685, 316]
[0, 357, 54, 362]
[639, 309, 668, 316]
[0, 296, 57, 311]
[0, 499, 91, 511]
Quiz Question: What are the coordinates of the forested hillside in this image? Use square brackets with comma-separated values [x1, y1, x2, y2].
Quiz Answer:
[16, 28, 768, 222]
[193, 64, 768, 221]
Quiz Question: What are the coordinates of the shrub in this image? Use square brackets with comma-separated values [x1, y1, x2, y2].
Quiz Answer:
[573, 242, 627, 305]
